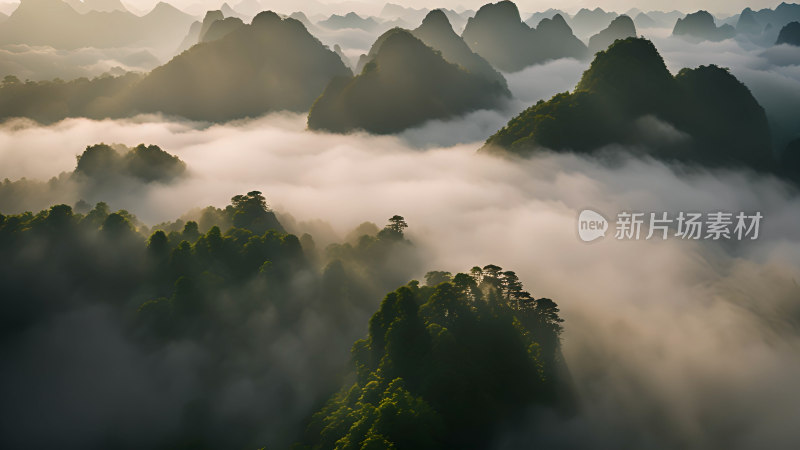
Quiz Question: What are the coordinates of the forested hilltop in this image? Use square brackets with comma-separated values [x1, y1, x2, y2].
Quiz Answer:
[0, 142, 186, 214]
[483, 37, 774, 171]
[0, 191, 569, 449]
[0, 191, 414, 448]
[296, 267, 570, 449]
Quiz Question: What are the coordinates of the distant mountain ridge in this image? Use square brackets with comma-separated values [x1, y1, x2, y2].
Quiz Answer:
[318, 12, 379, 31]
[776, 20, 800, 45]
[483, 38, 773, 171]
[672, 10, 736, 41]
[461, 1, 587, 72]
[412, 9, 507, 89]
[0, 0, 195, 50]
[588, 14, 636, 54]
[570, 7, 619, 38]
[308, 28, 509, 134]
[0, 11, 352, 123]
[127, 11, 352, 121]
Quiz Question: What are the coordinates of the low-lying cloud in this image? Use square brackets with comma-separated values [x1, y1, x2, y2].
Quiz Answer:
[1, 108, 799, 448]
[0, 44, 162, 81]
[1, 35, 799, 447]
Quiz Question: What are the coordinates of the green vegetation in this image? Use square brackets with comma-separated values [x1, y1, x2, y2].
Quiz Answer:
[0, 184, 571, 448]
[0, 191, 426, 448]
[75, 142, 186, 183]
[0, 73, 143, 123]
[0, 142, 186, 213]
[297, 265, 568, 449]
[483, 37, 773, 170]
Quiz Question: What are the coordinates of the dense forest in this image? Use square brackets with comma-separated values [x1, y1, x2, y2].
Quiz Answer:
[297, 268, 569, 449]
[0, 190, 568, 448]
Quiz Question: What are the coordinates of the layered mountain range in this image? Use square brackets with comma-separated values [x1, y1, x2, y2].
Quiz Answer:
[308, 11, 510, 134]
[483, 38, 774, 171]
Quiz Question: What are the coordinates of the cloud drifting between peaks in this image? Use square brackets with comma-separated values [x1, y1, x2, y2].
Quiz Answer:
[0, 37, 798, 447]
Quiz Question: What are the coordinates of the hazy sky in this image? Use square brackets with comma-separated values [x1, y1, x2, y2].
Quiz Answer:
[0, 12, 799, 447]
[110, 0, 787, 17]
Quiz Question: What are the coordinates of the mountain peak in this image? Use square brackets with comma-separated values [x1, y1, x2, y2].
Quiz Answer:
[203, 10, 223, 23]
[673, 10, 734, 41]
[680, 10, 715, 26]
[252, 10, 281, 27]
[473, 0, 523, 25]
[420, 9, 452, 30]
[150, 2, 178, 13]
[578, 37, 671, 99]
[776, 21, 800, 45]
[551, 13, 568, 27]
[536, 13, 571, 33]
[14, 0, 76, 16]
[608, 14, 635, 30]
[308, 25, 507, 134]
[588, 14, 637, 53]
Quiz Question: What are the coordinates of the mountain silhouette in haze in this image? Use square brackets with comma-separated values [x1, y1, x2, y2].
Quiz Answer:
[199, 10, 225, 39]
[727, 3, 800, 46]
[381, 3, 428, 24]
[220, 2, 243, 20]
[524, 8, 568, 28]
[176, 10, 247, 54]
[318, 12, 379, 31]
[0, 72, 144, 123]
[0, 11, 352, 123]
[741, 2, 800, 31]
[736, 8, 763, 35]
[64, 0, 127, 13]
[483, 38, 773, 171]
[634, 12, 656, 28]
[380, 3, 471, 33]
[177, 20, 204, 54]
[201, 16, 246, 43]
[0, 0, 195, 50]
[570, 7, 619, 38]
[643, 10, 684, 28]
[461, 1, 587, 73]
[410, 9, 508, 89]
[672, 10, 736, 42]
[288, 11, 315, 30]
[308, 28, 509, 134]
[588, 15, 637, 54]
[353, 8, 508, 91]
[776, 21, 800, 45]
[127, 11, 352, 122]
